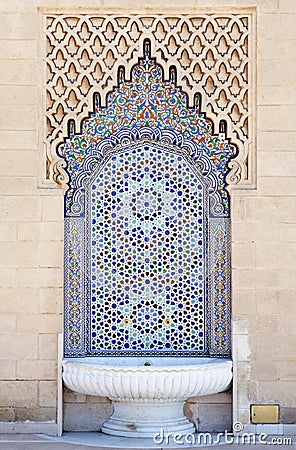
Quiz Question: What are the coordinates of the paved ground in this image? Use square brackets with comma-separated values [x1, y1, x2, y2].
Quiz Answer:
[0, 434, 295, 449]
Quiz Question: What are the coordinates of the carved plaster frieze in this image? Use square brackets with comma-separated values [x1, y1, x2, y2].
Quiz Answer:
[39, 8, 256, 189]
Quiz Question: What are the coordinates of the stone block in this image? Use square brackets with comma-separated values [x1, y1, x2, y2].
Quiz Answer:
[259, 13, 296, 41]
[102, 0, 183, 6]
[186, 403, 232, 432]
[0, 314, 16, 332]
[38, 242, 63, 268]
[258, 106, 296, 132]
[0, 178, 37, 196]
[230, 196, 248, 222]
[257, 152, 296, 177]
[232, 221, 256, 243]
[86, 395, 111, 404]
[251, 221, 280, 242]
[257, 177, 296, 197]
[281, 407, 296, 424]
[41, 196, 64, 222]
[256, 242, 296, 268]
[278, 223, 296, 242]
[0, 422, 58, 434]
[247, 381, 259, 403]
[0, 105, 36, 130]
[15, 406, 56, 422]
[258, 85, 296, 106]
[0, 130, 37, 149]
[39, 288, 63, 314]
[277, 12, 296, 36]
[253, 335, 296, 360]
[0, 381, 38, 407]
[257, 381, 296, 407]
[232, 242, 255, 269]
[250, 316, 274, 335]
[256, 289, 296, 316]
[0, 40, 37, 60]
[0, 407, 15, 422]
[237, 408, 250, 425]
[0, 334, 38, 359]
[232, 318, 250, 335]
[258, 60, 295, 87]
[18, 223, 41, 241]
[279, 0, 296, 12]
[0, 242, 38, 267]
[0, 360, 16, 380]
[273, 315, 296, 335]
[0, 0, 17, 13]
[256, 424, 283, 435]
[38, 333, 58, 360]
[17, 0, 102, 13]
[234, 335, 250, 362]
[63, 389, 86, 403]
[0, 196, 41, 221]
[85, 395, 111, 404]
[0, 223, 17, 241]
[231, 268, 258, 289]
[237, 373, 251, 409]
[63, 402, 113, 432]
[0, 268, 16, 287]
[246, 197, 296, 222]
[16, 313, 62, 333]
[39, 381, 57, 407]
[258, 39, 296, 62]
[0, 287, 39, 313]
[279, 362, 296, 381]
[16, 360, 57, 380]
[232, 289, 256, 316]
[0, 151, 37, 177]
[256, 0, 279, 11]
[16, 267, 63, 288]
[0, 13, 37, 39]
[257, 131, 296, 152]
[40, 222, 63, 242]
[251, 359, 279, 381]
[63, 389, 110, 405]
[0, 85, 37, 106]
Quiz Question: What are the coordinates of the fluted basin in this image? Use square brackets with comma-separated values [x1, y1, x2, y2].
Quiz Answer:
[62, 357, 232, 437]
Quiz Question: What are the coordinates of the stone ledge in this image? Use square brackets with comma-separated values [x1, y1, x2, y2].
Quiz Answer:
[0, 421, 58, 435]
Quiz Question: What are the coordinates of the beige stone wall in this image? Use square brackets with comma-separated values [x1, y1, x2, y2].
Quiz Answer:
[230, 0, 296, 427]
[0, 0, 64, 424]
[0, 0, 295, 432]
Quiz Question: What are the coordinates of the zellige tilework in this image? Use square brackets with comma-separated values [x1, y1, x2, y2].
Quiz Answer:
[62, 51, 233, 358]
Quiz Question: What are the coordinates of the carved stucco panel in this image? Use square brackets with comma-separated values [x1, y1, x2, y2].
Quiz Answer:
[39, 8, 256, 189]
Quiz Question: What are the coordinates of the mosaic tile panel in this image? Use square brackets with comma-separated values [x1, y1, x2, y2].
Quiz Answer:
[209, 218, 231, 355]
[67, 126, 225, 220]
[62, 53, 232, 358]
[64, 218, 85, 355]
[58, 54, 236, 218]
[87, 144, 207, 355]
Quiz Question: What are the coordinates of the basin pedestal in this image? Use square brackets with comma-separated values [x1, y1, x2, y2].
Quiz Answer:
[62, 357, 232, 438]
[102, 401, 195, 437]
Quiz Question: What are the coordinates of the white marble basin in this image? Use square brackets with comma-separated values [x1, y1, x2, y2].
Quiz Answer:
[62, 357, 232, 437]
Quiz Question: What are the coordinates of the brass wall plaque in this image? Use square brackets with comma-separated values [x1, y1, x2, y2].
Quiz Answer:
[251, 405, 279, 424]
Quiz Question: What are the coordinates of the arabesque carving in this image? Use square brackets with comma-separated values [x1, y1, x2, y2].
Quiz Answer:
[41, 11, 256, 188]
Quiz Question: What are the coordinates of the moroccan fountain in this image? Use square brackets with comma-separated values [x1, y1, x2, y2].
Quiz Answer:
[61, 49, 234, 438]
